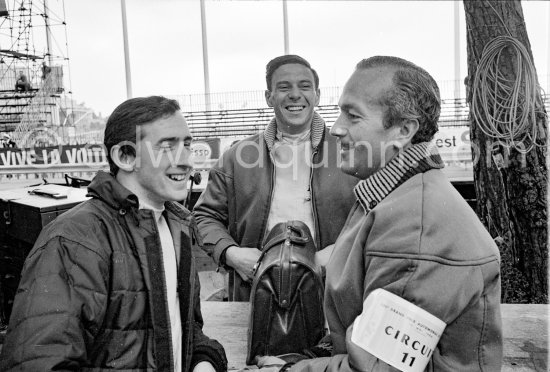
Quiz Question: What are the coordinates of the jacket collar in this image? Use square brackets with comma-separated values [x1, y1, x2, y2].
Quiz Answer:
[354, 142, 444, 213]
[263, 111, 325, 152]
[87, 170, 191, 220]
[87, 171, 138, 211]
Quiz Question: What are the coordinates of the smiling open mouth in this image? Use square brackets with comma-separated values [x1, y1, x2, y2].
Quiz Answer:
[286, 106, 305, 112]
[168, 174, 187, 181]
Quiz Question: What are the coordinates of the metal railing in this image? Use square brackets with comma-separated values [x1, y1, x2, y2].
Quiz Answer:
[11, 71, 61, 147]
[169, 75, 549, 113]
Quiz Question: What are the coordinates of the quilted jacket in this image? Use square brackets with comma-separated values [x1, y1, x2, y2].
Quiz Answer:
[0, 171, 227, 372]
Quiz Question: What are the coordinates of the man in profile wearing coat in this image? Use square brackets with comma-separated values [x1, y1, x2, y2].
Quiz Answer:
[0, 96, 227, 372]
[257, 56, 502, 371]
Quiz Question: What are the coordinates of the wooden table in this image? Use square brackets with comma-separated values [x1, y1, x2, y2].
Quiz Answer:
[200, 302, 548, 371]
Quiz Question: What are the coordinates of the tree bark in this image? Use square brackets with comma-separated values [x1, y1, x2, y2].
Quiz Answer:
[463, 0, 547, 303]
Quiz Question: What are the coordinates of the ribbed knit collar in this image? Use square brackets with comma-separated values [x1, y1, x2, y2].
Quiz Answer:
[264, 111, 325, 152]
[354, 142, 444, 213]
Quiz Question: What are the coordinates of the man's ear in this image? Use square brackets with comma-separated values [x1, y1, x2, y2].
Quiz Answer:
[396, 119, 419, 146]
[314, 88, 321, 107]
[110, 142, 136, 173]
[265, 90, 273, 107]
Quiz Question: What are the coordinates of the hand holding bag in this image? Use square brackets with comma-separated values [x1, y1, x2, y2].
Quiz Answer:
[246, 220, 326, 365]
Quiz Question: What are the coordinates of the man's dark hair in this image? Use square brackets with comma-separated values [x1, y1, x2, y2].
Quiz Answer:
[356, 56, 441, 143]
[104, 95, 181, 175]
[265, 54, 319, 91]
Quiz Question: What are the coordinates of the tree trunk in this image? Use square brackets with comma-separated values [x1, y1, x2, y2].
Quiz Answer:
[463, 0, 547, 303]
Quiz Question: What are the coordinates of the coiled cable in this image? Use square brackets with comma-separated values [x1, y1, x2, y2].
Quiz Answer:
[471, 35, 546, 153]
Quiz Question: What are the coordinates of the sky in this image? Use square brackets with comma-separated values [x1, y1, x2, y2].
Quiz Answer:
[27, 0, 550, 117]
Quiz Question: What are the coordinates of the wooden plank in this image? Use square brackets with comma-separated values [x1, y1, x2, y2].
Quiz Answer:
[0, 303, 546, 370]
[201, 301, 250, 370]
[200, 302, 548, 371]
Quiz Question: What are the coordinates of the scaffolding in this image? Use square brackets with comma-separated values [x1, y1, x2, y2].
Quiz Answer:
[0, 0, 72, 146]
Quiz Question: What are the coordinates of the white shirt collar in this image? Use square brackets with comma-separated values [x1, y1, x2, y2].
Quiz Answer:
[139, 201, 165, 222]
[275, 127, 311, 145]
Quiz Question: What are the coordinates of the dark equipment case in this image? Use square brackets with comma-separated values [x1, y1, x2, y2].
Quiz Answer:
[0, 185, 89, 325]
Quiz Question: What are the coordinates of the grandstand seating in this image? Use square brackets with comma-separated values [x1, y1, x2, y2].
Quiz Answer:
[0, 66, 63, 136]
[185, 94, 550, 140]
[185, 98, 472, 139]
[0, 91, 38, 132]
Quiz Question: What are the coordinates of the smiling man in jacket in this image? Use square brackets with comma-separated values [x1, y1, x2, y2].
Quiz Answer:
[193, 54, 358, 301]
[0, 96, 227, 372]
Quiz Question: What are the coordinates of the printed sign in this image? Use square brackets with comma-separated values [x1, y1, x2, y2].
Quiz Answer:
[0, 144, 107, 168]
[0, 138, 221, 169]
[432, 127, 472, 163]
[351, 289, 446, 372]
[191, 141, 213, 164]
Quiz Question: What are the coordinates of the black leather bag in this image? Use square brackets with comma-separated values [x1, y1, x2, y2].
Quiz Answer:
[246, 220, 326, 365]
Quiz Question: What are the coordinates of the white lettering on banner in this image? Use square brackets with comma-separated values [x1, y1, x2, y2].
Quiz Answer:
[0, 150, 37, 166]
[90, 147, 105, 163]
[39, 149, 61, 166]
[65, 148, 78, 163]
[0, 145, 111, 170]
[65, 147, 106, 164]
[0, 151, 10, 166]
[351, 289, 446, 372]
[77, 148, 87, 163]
[27, 150, 36, 165]
[15, 151, 27, 165]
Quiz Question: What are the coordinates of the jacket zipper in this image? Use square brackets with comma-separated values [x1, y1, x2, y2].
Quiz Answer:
[261, 152, 276, 247]
[310, 147, 320, 249]
[154, 214, 176, 372]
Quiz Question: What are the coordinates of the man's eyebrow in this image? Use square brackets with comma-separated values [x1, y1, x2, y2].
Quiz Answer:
[339, 103, 355, 112]
[156, 135, 193, 143]
[275, 79, 313, 86]
[157, 136, 178, 143]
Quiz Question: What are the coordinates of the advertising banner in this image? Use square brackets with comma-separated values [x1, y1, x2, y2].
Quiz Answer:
[432, 126, 472, 163]
[0, 138, 221, 168]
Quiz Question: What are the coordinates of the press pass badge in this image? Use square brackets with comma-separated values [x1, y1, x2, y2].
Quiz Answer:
[351, 289, 446, 372]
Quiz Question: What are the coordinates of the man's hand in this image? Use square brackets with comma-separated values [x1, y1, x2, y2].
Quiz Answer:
[192, 361, 216, 372]
[234, 355, 288, 371]
[314, 244, 335, 269]
[254, 355, 287, 371]
[225, 246, 262, 282]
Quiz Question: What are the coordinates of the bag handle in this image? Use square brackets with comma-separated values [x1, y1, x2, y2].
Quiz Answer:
[286, 224, 310, 244]
[252, 223, 310, 276]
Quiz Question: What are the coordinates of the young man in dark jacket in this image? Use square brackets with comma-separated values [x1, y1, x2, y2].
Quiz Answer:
[194, 55, 358, 301]
[0, 96, 227, 372]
